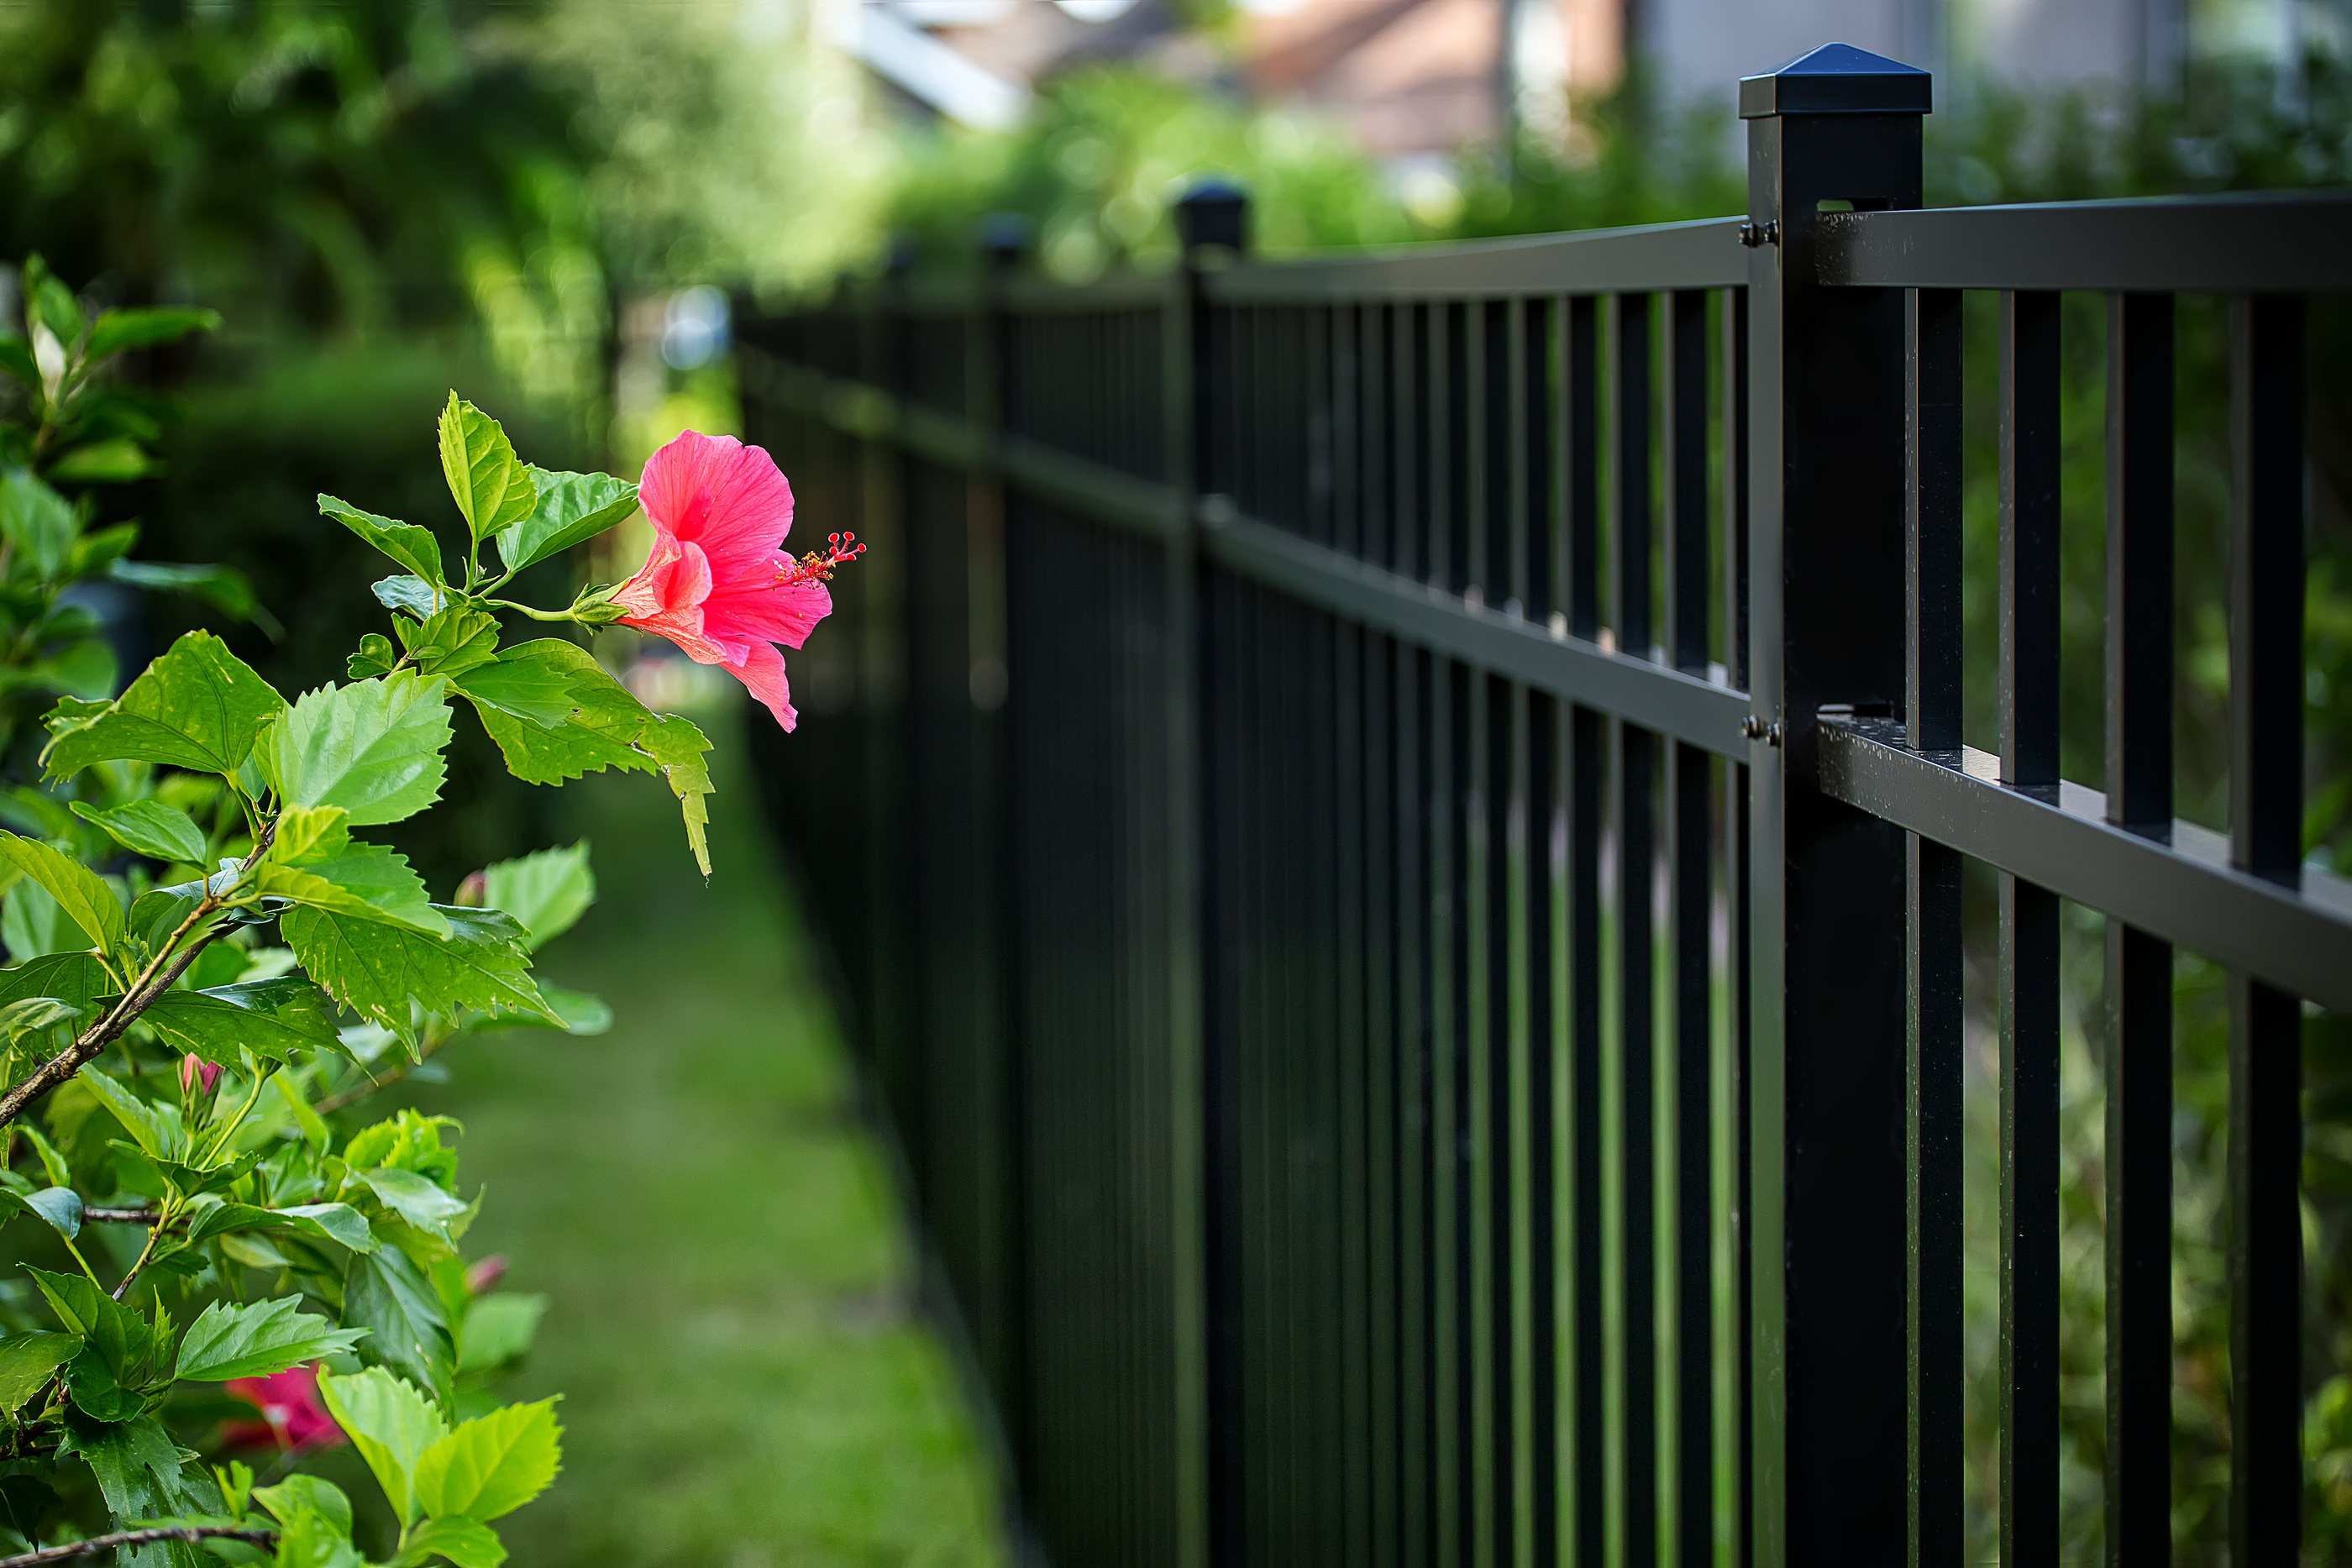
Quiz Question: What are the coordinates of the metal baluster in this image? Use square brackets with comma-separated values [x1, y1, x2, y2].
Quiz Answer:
[1616, 286, 1661, 1568]
[1341, 615, 1373, 1566]
[1400, 643, 1435, 1568]
[1487, 671, 1517, 1568]
[1570, 701, 1606, 1568]
[1722, 280, 1752, 1568]
[2228, 293, 2304, 1568]
[1525, 299, 1557, 627]
[2103, 291, 2174, 1568]
[1998, 287, 2061, 1568]
[1368, 631, 1402, 1568]
[1528, 688, 1562, 1566]
[1664, 284, 1714, 1568]
[1905, 285, 1964, 1568]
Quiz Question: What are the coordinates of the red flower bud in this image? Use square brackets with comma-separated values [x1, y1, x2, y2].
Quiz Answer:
[465, 1254, 509, 1295]
[180, 1055, 222, 1098]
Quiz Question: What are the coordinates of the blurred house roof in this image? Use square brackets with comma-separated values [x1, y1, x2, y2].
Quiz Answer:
[843, 0, 2325, 155]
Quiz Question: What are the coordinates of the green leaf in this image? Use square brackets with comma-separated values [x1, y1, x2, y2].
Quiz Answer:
[396, 608, 500, 680]
[86, 307, 219, 361]
[359, 1168, 469, 1240]
[76, 1070, 187, 1163]
[0, 834, 123, 952]
[174, 1295, 368, 1382]
[449, 643, 594, 732]
[456, 1294, 546, 1374]
[0, 952, 111, 1009]
[184, 1200, 375, 1255]
[29, 272, 83, 354]
[436, 395, 536, 548]
[42, 630, 286, 779]
[479, 843, 593, 952]
[71, 800, 206, 864]
[20, 1186, 81, 1239]
[143, 978, 341, 1066]
[3, 878, 73, 960]
[339, 1252, 456, 1407]
[414, 1398, 561, 1523]
[318, 496, 446, 589]
[397, 1515, 506, 1568]
[0, 469, 75, 579]
[317, 1367, 446, 1529]
[281, 905, 554, 1032]
[538, 985, 610, 1036]
[641, 714, 715, 878]
[107, 559, 274, 631]
[258, 838, 449, 937]
[349, 633, 398, 680]
[0, 996, 85, 1041]
[47, 438, 157, 485]
[24, 637, 118, 702]
[494, 467, 637, 574]
[0, 1330, 76, 1411]
[60, 1413, 193, 1554]
[373, 575, 443, 618]
[252, 1475, 352, 1539]
[258, 672, 453, 828]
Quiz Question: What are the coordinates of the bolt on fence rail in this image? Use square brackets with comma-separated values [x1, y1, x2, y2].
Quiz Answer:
[736, 39, 2352, 1568]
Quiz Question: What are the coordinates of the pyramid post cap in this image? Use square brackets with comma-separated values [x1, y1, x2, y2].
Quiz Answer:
[1739, 42, 1931, 118]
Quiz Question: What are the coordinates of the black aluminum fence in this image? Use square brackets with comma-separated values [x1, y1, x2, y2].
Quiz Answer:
[738, 42, 2352, 1568]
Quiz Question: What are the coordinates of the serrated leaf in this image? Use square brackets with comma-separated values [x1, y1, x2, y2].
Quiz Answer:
[317, 1366, 447, 1529]
[494, 467, 636, 574]
[396, 608, 500, 680]
[42, 630, 286, 779]
[258, 839, 449, 937]
[449, 643, 596, 732]
[59, 1413, 192, 1552]
[641, 714, 715, 878]
[0, 952, 111, 1009]
[0, 1330, 76, 1411]
[373, 575, 444, 618]
[359, 1168, 468, 1240]
[340, 1251, 455, 1407]
[0, 835, 123, 952]
[70, 800, 206, 864]
[252, 1474, 352, 1539]
[437, 395, 536, 547]
[281, 905, 554, 1031]
[185, 1200, 375, 1255]
[259, 673, 453, 828]
[479, 843, 593, 952]
[396, 1514, 506, 1568]
[86, 306, 219, 361]
[143, 978, 340, 1065]
[0, 469, 75, 578]
[414, 1398, 561, 1523]
[318, 496, 446, 589]
[174, 1295, 367, 1382]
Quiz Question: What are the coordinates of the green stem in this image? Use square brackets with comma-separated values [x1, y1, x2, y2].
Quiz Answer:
[483, 598, 578, 623]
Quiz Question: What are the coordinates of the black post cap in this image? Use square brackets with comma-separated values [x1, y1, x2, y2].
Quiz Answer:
[1738, 42, 1930, 119]
[1174, 179, 1249, 255]
[979, 212, 1029, 269]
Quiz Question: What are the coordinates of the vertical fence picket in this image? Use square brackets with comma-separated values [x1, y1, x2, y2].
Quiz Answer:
[2227, 293, 2306, 1567]
[2101, 290, 2174, 1568]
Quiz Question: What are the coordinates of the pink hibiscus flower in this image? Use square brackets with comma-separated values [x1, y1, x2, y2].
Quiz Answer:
[223, 1365, 344, 1454]
[608, 431, 860, 730]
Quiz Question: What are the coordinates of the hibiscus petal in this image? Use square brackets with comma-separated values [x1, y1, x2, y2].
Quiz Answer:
[729, 639, 798, 731]
[702, 578, 832, 651]
[638, 431, 795, 576]
[616, 539, 728, 663]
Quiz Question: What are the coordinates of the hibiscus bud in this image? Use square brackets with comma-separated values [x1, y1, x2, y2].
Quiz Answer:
[465, 1254, 508, 1295]
[455, 871, 488, 908]
[180, 1055, 223, 1097]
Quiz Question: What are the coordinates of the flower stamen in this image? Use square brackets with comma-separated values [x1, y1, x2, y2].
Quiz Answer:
[778, 531, 866, 588]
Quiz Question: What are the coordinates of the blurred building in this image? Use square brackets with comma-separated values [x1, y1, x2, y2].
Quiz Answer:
[846, 0, 2345, 157]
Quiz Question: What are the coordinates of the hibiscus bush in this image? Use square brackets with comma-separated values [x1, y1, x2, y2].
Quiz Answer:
[0, 366, 839, 1565]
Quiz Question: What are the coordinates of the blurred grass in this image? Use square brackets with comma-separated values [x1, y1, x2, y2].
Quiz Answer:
[405, 716, 1010, 1568]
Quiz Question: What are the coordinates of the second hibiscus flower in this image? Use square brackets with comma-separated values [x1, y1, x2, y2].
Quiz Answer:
[601, 431, 860, 730]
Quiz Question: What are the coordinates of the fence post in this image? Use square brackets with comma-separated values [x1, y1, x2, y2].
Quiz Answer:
[1738, 45, 1929, 1568]
[1173, 180, 1243, 1568]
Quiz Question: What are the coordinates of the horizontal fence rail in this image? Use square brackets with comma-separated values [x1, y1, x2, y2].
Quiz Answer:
[740, 39, 2352, 1568]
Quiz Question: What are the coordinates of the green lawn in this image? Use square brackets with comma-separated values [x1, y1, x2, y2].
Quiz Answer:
[405, 734, 1010, 1567]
